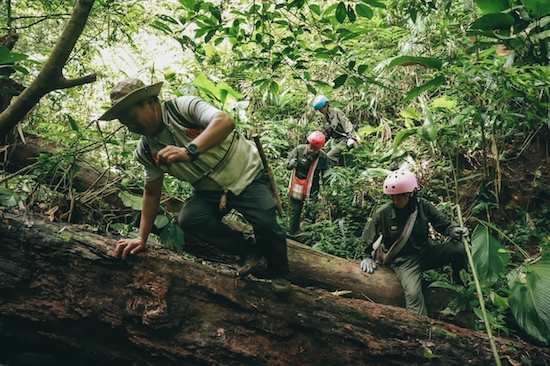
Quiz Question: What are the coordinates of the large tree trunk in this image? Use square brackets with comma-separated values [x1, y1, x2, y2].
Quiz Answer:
[1, 212, 548, 366]
[0, 135, 479, 318]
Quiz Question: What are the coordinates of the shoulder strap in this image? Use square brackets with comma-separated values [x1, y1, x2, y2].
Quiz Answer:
[165, 99, 206, 131]
[372, 207, 418, 265]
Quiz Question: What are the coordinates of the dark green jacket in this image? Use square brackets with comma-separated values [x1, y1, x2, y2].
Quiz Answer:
[361, 197, 457, 259]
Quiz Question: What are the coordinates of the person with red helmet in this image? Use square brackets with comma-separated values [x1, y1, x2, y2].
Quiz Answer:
[285, 131, 330, 238]
[359, 169, 469, 316]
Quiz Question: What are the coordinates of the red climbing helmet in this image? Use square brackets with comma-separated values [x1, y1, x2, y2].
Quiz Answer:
[307, 131, 326, 149]
[383, 169, 418, 194]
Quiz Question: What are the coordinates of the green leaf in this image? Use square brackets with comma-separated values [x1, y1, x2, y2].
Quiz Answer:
[361, 0, 386, 9]
[347, 4, 356, 22]
[67, 115, 80, 133]
[336, 2, 347, 23]
[0, 187, 22, 207]
[508, 255, 550, 343]
[357, 125, 382, 136]
[523, 0, 550, 19]
[471, 225, 511, 284]
[360, 167, 391, 179]
[423, 347, 439, 359]
[401, 76, 446, 104]
[355, 4, 373, 19]
[421, 109, 436, 142]
[399, 107, 420, 120]
[333, 74, 348, 87]
[451, 106, 476, 125]
[476, 0, 510, 14]
[387, 56, 442, 70]
[118, 191, 143, 211]
[309, 4, 321, 15]
[179, 0, 196, 10]
[432, 97, 456, 109]
[393, 128, 418, 150]
[470, 13, 515, 31]
[159, 222, 185, 253]
[0, 46, 28, 64]
[154, 214, 170, 229]
[194, 75, 222, 101]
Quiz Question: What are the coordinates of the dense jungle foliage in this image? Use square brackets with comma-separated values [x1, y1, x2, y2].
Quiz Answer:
[1, 0, 549, 348]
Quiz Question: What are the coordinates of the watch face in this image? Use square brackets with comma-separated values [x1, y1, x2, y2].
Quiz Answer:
[186, 143, 200, 160]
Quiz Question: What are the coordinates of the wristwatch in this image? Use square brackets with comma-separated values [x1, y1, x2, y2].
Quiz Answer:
[185, 143, 200, 161]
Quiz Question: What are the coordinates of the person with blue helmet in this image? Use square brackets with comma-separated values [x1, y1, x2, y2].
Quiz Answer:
[312, 95, 359, 167]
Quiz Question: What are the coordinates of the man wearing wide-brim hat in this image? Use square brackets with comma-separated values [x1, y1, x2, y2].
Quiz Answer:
[100, 77, 291, 294]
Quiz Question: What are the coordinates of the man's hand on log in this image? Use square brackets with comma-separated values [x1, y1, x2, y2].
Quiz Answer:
[115, 237, 146, 259]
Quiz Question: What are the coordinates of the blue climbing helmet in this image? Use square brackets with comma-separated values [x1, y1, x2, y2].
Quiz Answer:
[312, 95, 329, 110]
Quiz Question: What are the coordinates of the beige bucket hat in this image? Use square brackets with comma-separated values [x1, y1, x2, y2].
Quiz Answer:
[99, 78, 163, 120]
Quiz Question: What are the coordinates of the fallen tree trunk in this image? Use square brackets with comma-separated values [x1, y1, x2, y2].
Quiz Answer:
[1, 212, 548, 366]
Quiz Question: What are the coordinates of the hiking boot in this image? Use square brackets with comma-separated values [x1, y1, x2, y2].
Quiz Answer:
[271, 277, 292, 294]
[237, 252, 262, 278]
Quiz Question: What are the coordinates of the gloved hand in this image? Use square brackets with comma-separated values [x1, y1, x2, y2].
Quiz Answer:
[360, 257, 377, 274]
[287, 158, 298, 169]
[347, 138, 356, 148]
[450, 226, 470, 241]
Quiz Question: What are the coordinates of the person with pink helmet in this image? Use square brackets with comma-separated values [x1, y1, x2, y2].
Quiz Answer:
[358, 168, 469, 316]
[285, 131, 330, 238]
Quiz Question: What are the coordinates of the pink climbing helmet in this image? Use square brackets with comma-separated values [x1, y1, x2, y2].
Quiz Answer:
[307, 131, 326, 149]
[383, 169, 418, 194]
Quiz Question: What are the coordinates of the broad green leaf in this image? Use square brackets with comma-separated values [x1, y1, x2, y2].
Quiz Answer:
[432, 97, 456, 109]
[387, 56, 442, 70]
[154, 214, 170, 229]
[194, 75, 221, 101]
[393, 128, 418, 150]
[0, 46, 28, 64]
[336, 2, 347, 23]
[421, 109, 436, 142]
[67, 115, 80, 133]
[217, 81, 243, 99]
[159, 222, 185, 253]
[333, 74, 348, 87]
[401, 76, 446, 104]
[476, 0, 510, 14]
[269, 81, 279, 94]
[522, 0, 550, 19]
[470, 13, 515, 31]
[428, 281, 462, 291]
[400, 107, 420, 120]
[118, 191, 143, 211]
[355, 4, 373, 19]
[309, 4, 321, 15]
[471, 225, 511, 284]
[508, 255, 550, 343]
[179, 0, 196, 10]
[0, 187, 22, 207]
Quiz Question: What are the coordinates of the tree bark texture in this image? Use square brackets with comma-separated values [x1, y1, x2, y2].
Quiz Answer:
[1, 212, 548, 366]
